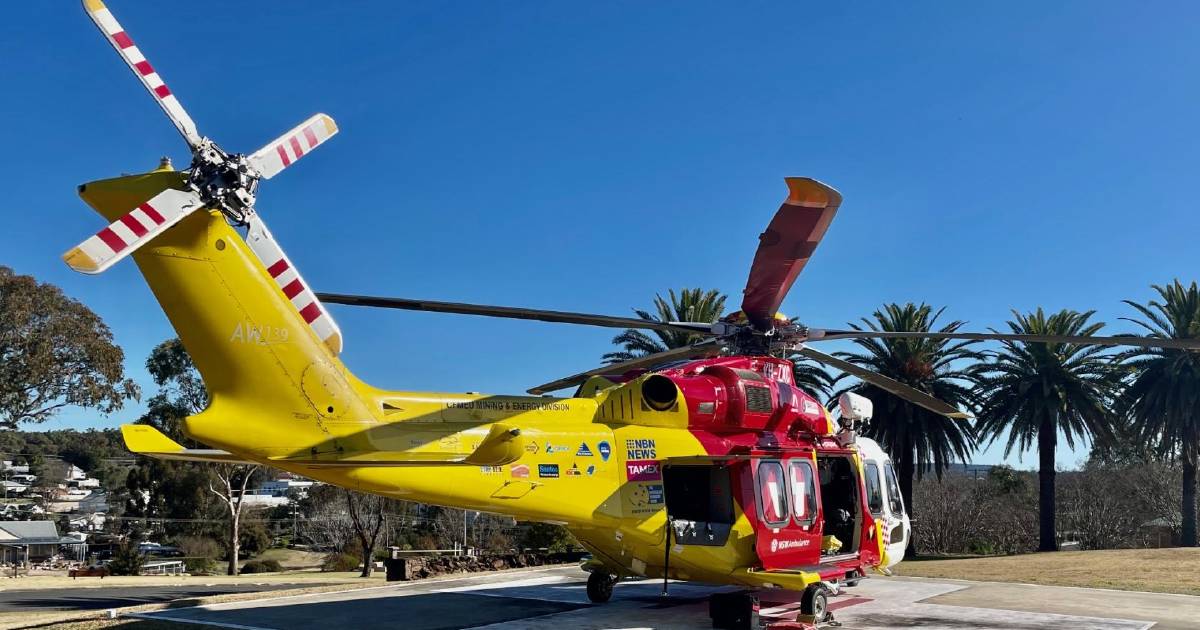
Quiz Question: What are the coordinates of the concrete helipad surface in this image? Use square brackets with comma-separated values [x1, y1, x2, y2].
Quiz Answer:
[132, 565, 1199, 629]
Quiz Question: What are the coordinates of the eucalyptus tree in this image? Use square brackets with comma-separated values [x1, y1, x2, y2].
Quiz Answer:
[1118, 280, 1200, 547]
[829, 303, 982, 552]
[973, 309, 1120, 552]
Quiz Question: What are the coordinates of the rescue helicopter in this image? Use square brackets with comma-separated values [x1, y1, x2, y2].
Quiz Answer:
[65, 2, 1200, 626]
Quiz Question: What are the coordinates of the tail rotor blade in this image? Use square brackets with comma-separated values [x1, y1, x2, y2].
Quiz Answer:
[62, 188, 203, 274]
[796, 346, 970, 419]
[741, 178, 842, 331]
[82, 0, 202, 147]
[246, 114, 339, 180]
[245, 214, 343, 355]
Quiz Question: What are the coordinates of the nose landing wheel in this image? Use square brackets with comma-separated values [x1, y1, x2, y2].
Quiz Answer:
[586, 571, 616, 603]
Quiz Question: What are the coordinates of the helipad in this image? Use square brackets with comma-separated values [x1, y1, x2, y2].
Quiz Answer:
[132, 565, 1198, 629]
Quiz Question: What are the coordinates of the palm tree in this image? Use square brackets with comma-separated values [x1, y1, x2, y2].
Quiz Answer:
[1118, 280, 1200, 547]
[790, 355, 834, 400]
[829, 303, 981, 553]
[973, 308, 1120, 552]
[603, 288, 726, 363]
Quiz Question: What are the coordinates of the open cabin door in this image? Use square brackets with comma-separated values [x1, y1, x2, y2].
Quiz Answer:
[750, 454, 822, 570]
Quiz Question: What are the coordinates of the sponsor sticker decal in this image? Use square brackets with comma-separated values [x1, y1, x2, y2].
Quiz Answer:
[479, 465, 502, 475]
[510, 464, 530, 479]
[538, 463, 560, 478]
[586, 465, 595, 476]
[625, 438, 656, 460]
[626, 459, 661, 481]
[597, 441, 611, 461]
[576, 442, 594, 457]
[565, 463, 582, 476]
[647, 483, 664, 505]
[524, 442, 540, 455]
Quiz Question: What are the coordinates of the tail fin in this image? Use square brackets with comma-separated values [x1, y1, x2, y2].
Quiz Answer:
[79, 168, 376, 455]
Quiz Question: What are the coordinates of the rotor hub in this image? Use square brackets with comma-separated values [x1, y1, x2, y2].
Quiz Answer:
[187, 139, 259, 223]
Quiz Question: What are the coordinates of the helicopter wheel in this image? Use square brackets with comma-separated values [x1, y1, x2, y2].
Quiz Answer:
[800, 584, 829, 620]
[586, 571, 616, 603]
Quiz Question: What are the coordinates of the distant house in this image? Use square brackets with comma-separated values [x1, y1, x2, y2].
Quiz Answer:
[1, 461, 31, 475]
[0, 521, 83, 564]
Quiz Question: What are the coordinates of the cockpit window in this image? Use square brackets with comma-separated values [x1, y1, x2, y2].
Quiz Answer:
[864, 462, 884, 516]
[883, 462, 905, 516]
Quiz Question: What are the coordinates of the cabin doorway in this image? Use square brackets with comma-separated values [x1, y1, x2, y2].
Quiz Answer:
[661, 464, 734, 547]
[816, 454, 861, 560]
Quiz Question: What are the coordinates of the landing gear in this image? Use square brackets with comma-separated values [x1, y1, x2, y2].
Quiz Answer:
[586, 571, 616, 603]
[800, 583, 829, 620]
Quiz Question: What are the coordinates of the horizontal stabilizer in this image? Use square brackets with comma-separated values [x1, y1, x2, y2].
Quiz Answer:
[122, 424, 525, 468]
[121, 424, 254, 464]
[271, 424, 526, 468]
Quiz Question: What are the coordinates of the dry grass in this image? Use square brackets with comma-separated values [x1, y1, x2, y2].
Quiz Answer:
[896, 547, 1200, 595]
[0, 574, 383, 630]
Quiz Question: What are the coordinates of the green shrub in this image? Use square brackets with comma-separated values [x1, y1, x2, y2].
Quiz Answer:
[241, 559, 283, 574]
[321, 552, 360, 572]
[107, 541, 144, 576]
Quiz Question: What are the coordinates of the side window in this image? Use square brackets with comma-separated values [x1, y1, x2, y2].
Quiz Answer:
[757, 461, 789, 527]
[788, 459, 819, 526]
[883, 462, 905, 516]
[864, 462, 884, 516]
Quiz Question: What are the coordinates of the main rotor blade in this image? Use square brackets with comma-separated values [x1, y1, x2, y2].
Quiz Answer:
[807, 329, 1200, 351]
[527, 340, 722, 396]
[795, 346, 970, 419]
[247, 114, 340, 180]
[83, 0, 202, 147]
[315, 293, 715, 335]
[63, 187, 204, 274]
[740, 178, 842, 331]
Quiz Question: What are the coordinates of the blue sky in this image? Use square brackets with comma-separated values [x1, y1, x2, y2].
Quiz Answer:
[3, 1, 1198, 469]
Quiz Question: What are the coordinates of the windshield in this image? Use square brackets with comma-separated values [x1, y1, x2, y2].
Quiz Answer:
[883, 462, 904, 516]
[864, 462, 884, 516]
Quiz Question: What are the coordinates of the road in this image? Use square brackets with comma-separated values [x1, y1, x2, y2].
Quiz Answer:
[128, 565, 1200, 629]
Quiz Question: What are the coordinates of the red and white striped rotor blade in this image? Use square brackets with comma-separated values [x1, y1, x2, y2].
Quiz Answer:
[246, 114, 339, 180]
[62, 188, 203, 274]
[82, 0, 202, 147]
[245, 215, 344, 355]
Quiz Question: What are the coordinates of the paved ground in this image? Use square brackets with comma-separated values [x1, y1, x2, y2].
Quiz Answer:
[0, 583, 332, 612]
[130, 566, 1199, 629]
